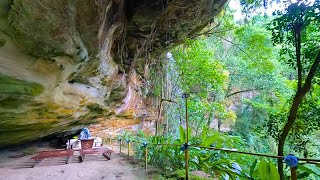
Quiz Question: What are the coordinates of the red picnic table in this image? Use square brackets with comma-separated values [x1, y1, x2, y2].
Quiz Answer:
[30, 139, 113, 167]
[78, 139, 113, 162]
[31, 149, 74, 167]
[79, 147, 113, 162]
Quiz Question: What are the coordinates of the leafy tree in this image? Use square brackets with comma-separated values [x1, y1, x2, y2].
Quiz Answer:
[171, 40, 229, 132]
[205, 15, 291, 141]
[172, 40, 227, 98]
[268, 1, 320, 178]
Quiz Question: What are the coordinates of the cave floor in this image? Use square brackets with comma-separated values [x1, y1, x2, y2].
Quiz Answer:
[0, 146, 161, 180]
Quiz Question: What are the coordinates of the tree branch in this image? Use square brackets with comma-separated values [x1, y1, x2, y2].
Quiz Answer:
[156, 98, 177, 125]
[294, 25, 303, 91]
[213, 35, 255, 61]
[278, 49, 320, 152]
[226, 88, 262, 98]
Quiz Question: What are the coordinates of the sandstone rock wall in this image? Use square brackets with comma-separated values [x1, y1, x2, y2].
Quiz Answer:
[0, 0, 227, 147]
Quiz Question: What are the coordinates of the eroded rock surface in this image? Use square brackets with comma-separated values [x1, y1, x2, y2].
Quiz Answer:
[0, 0, 226, 147]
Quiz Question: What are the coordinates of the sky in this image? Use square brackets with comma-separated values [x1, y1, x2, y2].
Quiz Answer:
[228, 0, 284, 20]
[228, 0, 316, 20]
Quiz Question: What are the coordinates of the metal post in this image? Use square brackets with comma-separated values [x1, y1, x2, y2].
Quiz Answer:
[119, 139, 122, 154]
[145, 146, 148, 170]
[182, 93, 190, 180]
[185, 95, 189, 143]
[128, 141, 130, 160]
[112, 120, 115, 149]
[290, 168, 297, 180]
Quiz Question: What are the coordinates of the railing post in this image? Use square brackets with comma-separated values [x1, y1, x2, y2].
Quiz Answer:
[119, 138, 122, 154]
[290, 168, 297, 180]
[284, 154, 298, 180]
[185, 149, 189, 180]
[127, 140, 130, 160]
[111, 137, 114, 150]
[182, 93, 190, 180]
[145, 146, 148, 170]
[142, 142, 148, 170]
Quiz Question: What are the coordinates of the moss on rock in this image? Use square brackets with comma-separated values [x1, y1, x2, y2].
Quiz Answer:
[0, 74, 43, 96]
[0, 38, 5, 47]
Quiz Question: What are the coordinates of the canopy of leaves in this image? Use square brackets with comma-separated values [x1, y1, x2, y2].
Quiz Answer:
[172, 40, 228, 98]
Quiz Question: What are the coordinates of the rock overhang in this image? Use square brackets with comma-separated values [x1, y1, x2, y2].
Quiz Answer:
[0, 0, 227, 147]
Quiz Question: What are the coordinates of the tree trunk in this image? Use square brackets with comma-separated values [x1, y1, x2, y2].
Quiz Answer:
[218, 118, 222, 132]
[206, 111, 214, 127]
[155, 121, 158, 136]
[277, 51, 320, 179]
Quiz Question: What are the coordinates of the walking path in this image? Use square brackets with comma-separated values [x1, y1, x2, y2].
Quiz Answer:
[0, 146, 159, 180]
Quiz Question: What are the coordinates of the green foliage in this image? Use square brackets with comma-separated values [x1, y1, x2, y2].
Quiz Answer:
[148, 2, 320, 179]
[252, 160, 280, 180]
[172, 40, 227, 97]
[298, 164, 320, 179]
[224, 24, 287, 95]
[266, 1, 320, 165]
[131, 130, 258, 179]
[171, 38, 238, 133]
[269, 1, 320, 72]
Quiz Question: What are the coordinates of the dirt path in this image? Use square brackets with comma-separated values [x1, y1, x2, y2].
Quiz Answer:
[0, 146, 158, 180]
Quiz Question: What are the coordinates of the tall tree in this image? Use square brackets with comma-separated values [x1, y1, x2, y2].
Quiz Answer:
[269, 1, 320, 179]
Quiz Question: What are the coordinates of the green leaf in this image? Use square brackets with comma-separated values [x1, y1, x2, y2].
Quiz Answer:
[299, 164, 320, 177]
[298, 172, 311, 179]
[201, 126, 208, 143]
[250, 159, 258, 177]
[220, 173, 230, 180]
[253, 160, 280, 180]
[269, 161, 280, 180]
[179, 126, 186, 143]
[204, 134, 218, 147]
[187, 127, 192, 142]
[257, 160, 269, 180]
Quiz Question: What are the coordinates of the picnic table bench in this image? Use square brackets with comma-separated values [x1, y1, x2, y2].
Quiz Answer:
[79, 148, 113, 162]
[31, 149, 74, 167]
